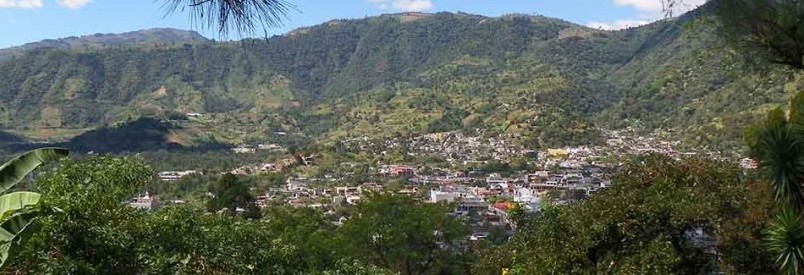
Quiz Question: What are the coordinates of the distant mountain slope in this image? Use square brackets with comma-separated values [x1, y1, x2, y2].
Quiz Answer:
[0, 28, 209, 60]
[0, 10, 798, 152]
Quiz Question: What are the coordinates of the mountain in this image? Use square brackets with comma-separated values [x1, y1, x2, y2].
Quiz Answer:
[0, 28, 209, 60]
[0, 10, 799, 153]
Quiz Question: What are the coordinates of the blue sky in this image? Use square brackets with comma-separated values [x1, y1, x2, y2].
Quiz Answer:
[0, 0, 705, 48]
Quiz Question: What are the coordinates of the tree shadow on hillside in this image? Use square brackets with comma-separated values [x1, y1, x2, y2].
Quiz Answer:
[1, 117, 230, 154]
[0, 130, 25, 144]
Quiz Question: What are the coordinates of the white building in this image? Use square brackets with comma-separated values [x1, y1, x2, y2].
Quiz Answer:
[232, 147, 256, 154]
[158, 170, 199, 181]
[129, 192, 160, 211]
[430, 190, 487, 213]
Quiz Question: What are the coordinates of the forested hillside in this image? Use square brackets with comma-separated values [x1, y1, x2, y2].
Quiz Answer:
[0, 9, 799, 152]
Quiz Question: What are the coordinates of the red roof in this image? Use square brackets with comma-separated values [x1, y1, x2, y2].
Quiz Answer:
[493, 202, 511, 212]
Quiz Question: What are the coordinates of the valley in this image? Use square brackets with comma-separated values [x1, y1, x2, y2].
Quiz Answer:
[3, 0, 802, 273]
[1, 10, 800, 157]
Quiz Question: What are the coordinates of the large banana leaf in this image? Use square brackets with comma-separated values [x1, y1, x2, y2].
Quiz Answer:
[0, 148, 68, 194]
[0, 192, 40, 221]
[0, 212, 37, 266]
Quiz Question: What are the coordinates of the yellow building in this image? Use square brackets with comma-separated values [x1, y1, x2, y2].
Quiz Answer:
[547, 148, 569, 159]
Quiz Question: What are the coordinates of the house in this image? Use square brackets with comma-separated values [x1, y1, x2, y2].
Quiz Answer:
[562, 173, 583, 186]
[486, 173, 507, 186]
[258, 143, 283, 151]
[232, 146, 256, 154]
[429, 190, 488, 213]
[129, 192, 159, 211]
[336, 186, 360, 196]
[158, 170, 198, 181]
[286, 178, 308, 191]
[383, 165, 415, 177]
[740, 158, 758, 170]
[346, 196, 362, 205]
[514, 188, 539, 204]
[332, 196, 346, 207]
[490, 202, 515, 223]
[547, 148, 569, 159]
[527, 171, 550, 184]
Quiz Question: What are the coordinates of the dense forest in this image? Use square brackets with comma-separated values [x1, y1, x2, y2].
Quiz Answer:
[0, 8, 800, 152]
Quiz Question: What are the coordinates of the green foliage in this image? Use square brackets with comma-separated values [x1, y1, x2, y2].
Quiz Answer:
[37, 156, 153, 211]
[0, 148, 68, 267]
[262, 207, 341, 271]
[746, 106, 804, 211]
[0, 153, 783, 274]
[314, 260, 398, 275]
[338, 193, 472, 274]
[0, 148, 69, 193]
[138, 205, 300, 274]
[504, 155, 774, 274]
[2, 157, 304, 274]
[715, 0, 804, 69]
[207, 173, 261, 219]
[746, 91, 804, 273]
[766, 208, 804, 275]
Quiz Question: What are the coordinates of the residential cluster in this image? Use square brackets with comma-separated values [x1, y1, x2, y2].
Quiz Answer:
[140, 127, 756, 240]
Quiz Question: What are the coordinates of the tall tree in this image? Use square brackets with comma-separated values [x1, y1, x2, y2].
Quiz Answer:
[207, 173, 261, 219]
[338, 193, 471, 275]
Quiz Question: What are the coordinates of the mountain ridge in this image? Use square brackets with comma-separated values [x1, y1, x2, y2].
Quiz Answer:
[0, 28, 209, 60]
[0, 9, 798, 153]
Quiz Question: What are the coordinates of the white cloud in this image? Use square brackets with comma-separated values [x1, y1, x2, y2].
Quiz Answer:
[614, 0, 664, 14]
[587, 19, 651, 30]
[392, 0, 432, 11]
[588, 0, 706, 30]
[57, 0, 92, 9]
[368, 0, 433, 12]
[614, 0, 706, 16]
[0, 0, 43, 9]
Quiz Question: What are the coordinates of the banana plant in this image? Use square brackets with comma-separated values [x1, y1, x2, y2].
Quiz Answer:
[0, 148, 68, 267]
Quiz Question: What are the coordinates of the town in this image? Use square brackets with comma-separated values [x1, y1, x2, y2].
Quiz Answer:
[136, 127, 757, 241]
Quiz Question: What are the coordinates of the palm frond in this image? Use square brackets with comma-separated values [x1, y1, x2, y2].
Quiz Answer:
[162, 0, 296, 37]
[767, 208, 804, 275]
[749, 109, 804, 211]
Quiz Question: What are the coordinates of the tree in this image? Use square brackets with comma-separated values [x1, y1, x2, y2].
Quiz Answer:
[0, 148, 69, 267]
[338, 193, 472, 275]
[3, 157, 308, 274]
[664, 0, 804, 69]
[671, 1, 804, 273]
[502, 155, 774, 274]
[5, 156, 153, 273]
[262, 207, 341, 271]
[716, 0, 804, 69]
[746, 93, 804, 274]
[162, 0, 295, 36]
[207, 173, 261, 219]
